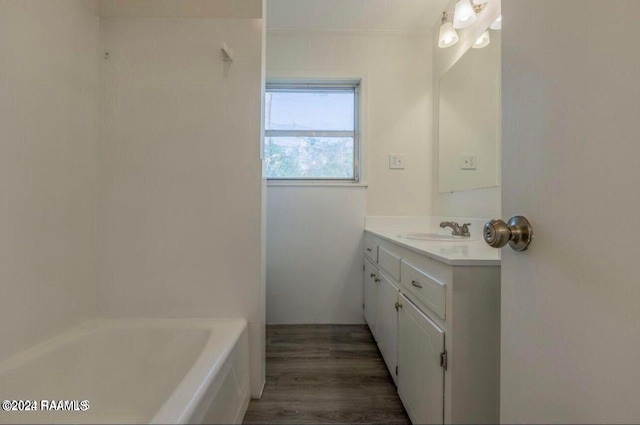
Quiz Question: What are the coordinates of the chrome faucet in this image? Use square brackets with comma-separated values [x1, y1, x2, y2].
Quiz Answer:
[440, 221, 471, 237]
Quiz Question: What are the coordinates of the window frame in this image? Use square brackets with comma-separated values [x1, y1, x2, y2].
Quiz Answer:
[264, 81, 361, 182]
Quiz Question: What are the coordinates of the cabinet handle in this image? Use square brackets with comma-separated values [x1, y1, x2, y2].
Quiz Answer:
[366, 248, 372, 252]
[370, 273, 377, 278]
[411, 280, 423, 289]
[374, 278, 380, 283]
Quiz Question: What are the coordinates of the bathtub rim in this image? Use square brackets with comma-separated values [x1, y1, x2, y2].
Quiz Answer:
[149, 318, 247, 424]
[0, 317, 249, 424]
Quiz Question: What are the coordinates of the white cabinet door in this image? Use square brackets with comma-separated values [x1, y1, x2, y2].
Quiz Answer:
[364, 258, 378, 338]
[377, 272, 399, 385]
[398, 293, 445, 425]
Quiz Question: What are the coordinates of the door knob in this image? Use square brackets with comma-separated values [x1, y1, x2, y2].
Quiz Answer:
[483, 216, 533, 251]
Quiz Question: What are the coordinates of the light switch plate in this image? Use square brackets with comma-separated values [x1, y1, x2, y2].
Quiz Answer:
[389, 154, 406, 169]
[460, 155, 477, 170]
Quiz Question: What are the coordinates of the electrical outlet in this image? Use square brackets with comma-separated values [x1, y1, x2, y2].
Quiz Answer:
[389, 154, 406, 170]
[460, 155, 477, 170]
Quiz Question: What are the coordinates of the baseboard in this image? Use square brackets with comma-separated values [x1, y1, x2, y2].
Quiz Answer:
[251, 380, 266, 400]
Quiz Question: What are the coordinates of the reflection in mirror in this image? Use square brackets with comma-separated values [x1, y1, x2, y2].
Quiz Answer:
[438, 32, 501, 193]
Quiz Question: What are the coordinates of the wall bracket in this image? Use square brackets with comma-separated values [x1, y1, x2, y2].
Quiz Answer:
[221, 42, 234, 62]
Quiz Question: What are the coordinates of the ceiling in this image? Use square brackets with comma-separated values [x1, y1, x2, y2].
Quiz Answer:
[95, 0, 262, 18]
[267, 0, 450, 33]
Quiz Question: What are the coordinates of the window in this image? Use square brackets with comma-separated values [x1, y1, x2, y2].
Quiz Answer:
[265, 81, 360, 181]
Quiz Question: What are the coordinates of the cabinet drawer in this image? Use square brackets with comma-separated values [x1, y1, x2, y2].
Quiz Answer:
[364, 239, 379, 263]
[379, 247, 401, 281]
[401, 261, 446, 320]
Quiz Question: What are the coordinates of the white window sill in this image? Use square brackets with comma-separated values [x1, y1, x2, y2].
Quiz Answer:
[267, 180, 368, 188]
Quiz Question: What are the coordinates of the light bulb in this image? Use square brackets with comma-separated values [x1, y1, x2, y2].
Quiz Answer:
[472, 30, 491, 49]
[490, 14, 502, 30]
[453, 0, 477, 29]
[438, 20, 459, 48]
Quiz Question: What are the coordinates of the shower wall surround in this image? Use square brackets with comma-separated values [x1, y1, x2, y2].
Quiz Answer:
[0, 0, 100, 362]
[0, 0, 266, 398]
[96, 8, 266, 397]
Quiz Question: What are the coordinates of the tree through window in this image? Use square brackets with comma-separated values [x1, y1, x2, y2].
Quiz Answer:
[265, 82, 360, 181]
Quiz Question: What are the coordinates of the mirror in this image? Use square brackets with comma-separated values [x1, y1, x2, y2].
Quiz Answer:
[438, 33, 501, 193]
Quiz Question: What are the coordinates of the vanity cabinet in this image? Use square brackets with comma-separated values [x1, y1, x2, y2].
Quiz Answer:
[364, 248, 400, 384]
[398, 293, 444, 424]
[376, 272, 399, 385]
[363, 231, 500, 424]
[363, 258, 378, 339]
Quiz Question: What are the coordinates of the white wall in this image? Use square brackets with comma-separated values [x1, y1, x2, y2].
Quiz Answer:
[96, 11, 265, 396]
[268, 32, 433, 216]
[265, 30, 432, 324]
[432, 0, 501, 219]
[501, 1, 640, 422]
[0, 0, 99, 360]
[267, 187, 366, 324]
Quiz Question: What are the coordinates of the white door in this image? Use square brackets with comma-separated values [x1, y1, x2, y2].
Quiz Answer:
[363, 258, 378, 338]
[376, 272, 399, 384]
[499, 2, 640, 423]
[398, 294, 444, 425]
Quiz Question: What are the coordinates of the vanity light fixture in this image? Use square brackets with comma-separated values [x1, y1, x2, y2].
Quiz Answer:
[453, 0, 477, 29]
[472, 30, 491, 49]
[490, 14, 502, 30]
[438, 11, 460, 48]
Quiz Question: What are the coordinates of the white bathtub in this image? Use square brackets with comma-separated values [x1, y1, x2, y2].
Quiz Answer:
[0, 319, 250, 424]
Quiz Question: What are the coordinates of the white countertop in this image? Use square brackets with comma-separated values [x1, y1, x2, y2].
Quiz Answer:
[365, 216, 501, 266]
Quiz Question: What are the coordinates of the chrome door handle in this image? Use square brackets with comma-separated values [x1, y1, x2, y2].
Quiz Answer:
[483, 216, 533, 251]
[411, 280, 423, 289]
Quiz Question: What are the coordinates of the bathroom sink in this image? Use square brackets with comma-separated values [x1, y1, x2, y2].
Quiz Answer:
[398, 232, 478, 242]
